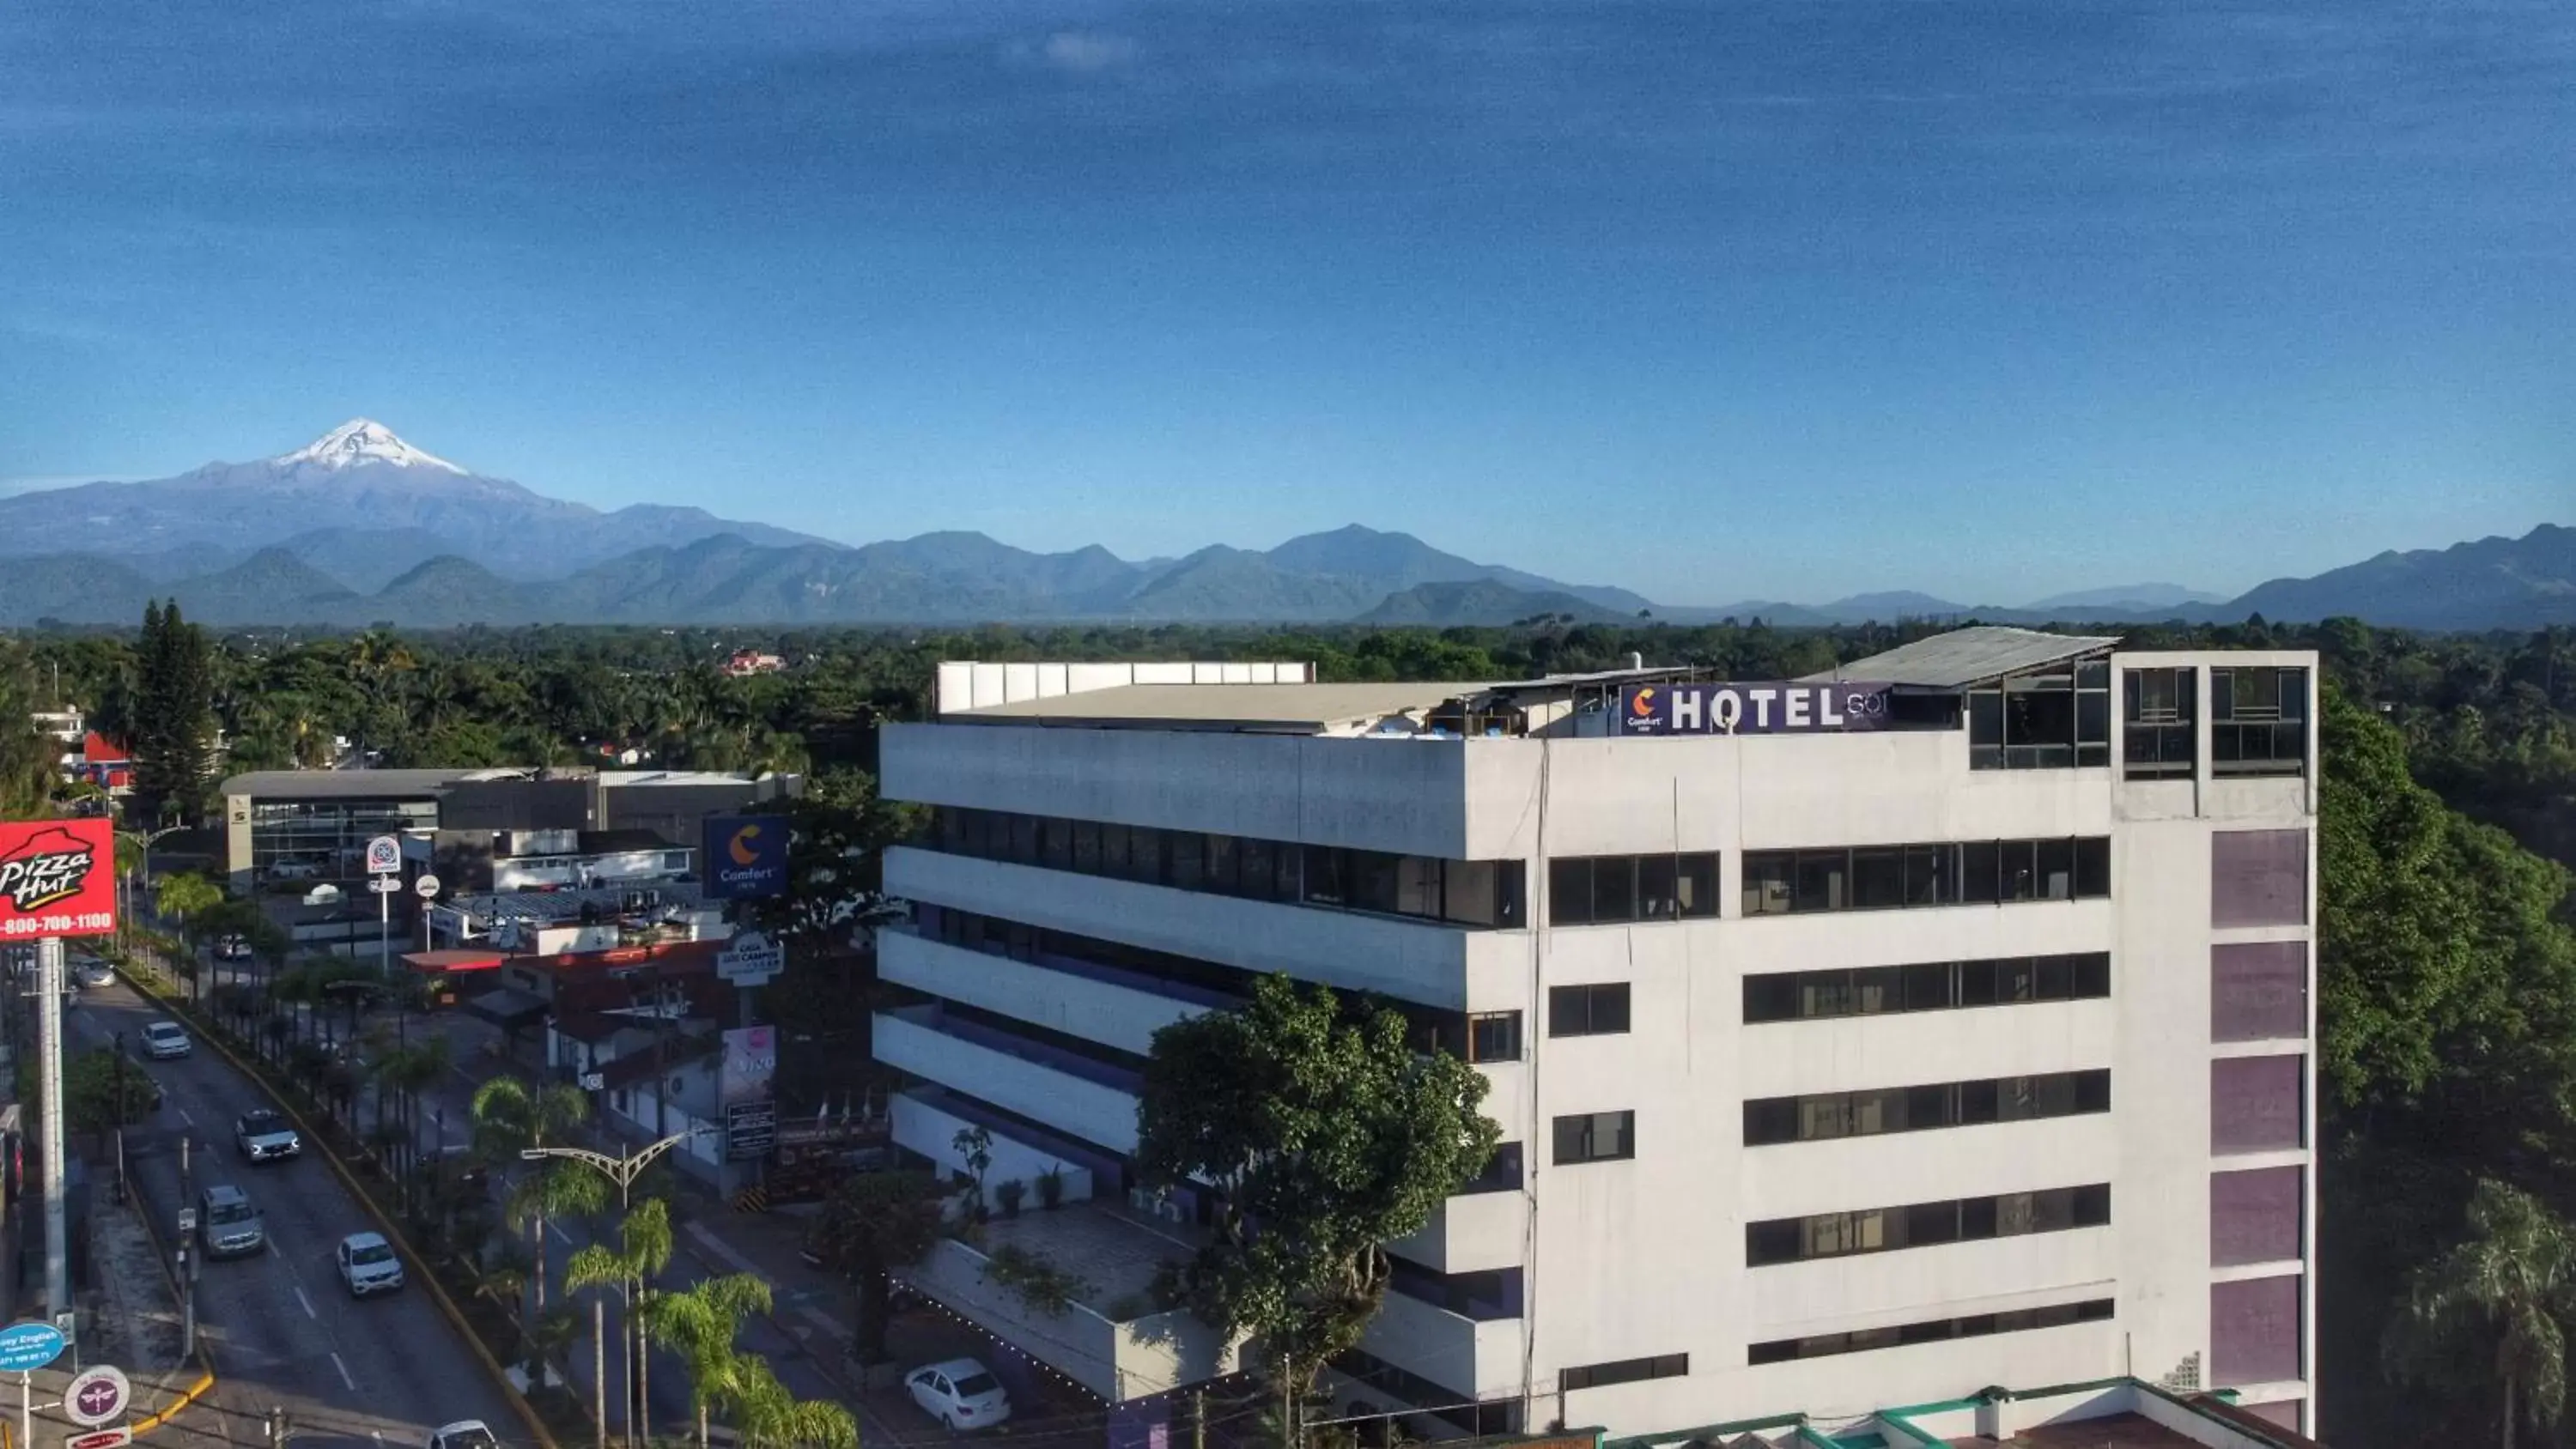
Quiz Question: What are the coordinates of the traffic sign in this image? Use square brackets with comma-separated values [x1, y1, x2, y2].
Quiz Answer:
[716, 931, 782, 987]
[364, 835, 402, 876]
[68, 1428, 131, 1449]
[414, 874, 441, 900]
[0, 1319, 64, 1372]
[63, 1365, 129, 1428]
[176, 1209, 197, 1234]
[368, 878, 402, 895]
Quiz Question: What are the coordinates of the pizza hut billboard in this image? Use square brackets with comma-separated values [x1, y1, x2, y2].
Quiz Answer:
[0, 818, 118, 940]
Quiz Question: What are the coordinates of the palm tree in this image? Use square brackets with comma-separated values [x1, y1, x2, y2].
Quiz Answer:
[566, 1197, 675, 1447]
[647, 1273, 773, 1449]
[723, 1354, 858, 1449]
[472, 1076, 604, 1319]
[2384, 1179, 2576, 1449]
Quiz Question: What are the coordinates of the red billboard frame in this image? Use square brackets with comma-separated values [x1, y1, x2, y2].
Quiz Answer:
[0, 817, 119, 940]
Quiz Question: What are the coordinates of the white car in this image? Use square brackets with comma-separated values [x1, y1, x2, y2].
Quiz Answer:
[337, 1232, 404, 1297]
[234, 1109, 301, 1163]
[905, 1358, 1011, 1431]
[73, 957, 115, 989]
[140, 1021, 191, 1060]
[426, 1422, 500, 1449]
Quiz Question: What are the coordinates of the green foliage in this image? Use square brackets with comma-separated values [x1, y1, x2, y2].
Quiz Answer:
[16, 1047, 159, 1134]
[131, 600, 216, 823]
[1137, 973, 1499, 1395]
[2383, 1180, 2576, 1449]
[979, 1242, 1090, 1314]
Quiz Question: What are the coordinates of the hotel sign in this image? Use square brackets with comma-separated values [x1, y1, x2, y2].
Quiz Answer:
[1618, 681, 1894, 737]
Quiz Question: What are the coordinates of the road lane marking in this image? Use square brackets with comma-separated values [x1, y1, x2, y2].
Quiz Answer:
[332, 1351, 357, 1391]
[550, 1222, 573, 1245]
[179, 1110, 195, 1127]
[295, 1287, 317, 1320]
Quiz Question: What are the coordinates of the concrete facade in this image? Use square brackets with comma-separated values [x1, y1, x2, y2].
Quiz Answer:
[872, 641, 2319, 1439]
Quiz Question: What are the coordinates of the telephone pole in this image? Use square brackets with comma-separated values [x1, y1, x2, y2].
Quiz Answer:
[36, 937, 69, 1316]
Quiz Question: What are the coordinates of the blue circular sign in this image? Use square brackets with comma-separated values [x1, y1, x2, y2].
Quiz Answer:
[0, 1320, 65, 1372]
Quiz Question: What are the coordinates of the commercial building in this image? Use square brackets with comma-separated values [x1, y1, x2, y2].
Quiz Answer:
[218, 766, 799, 894]
[869, 629, 2318, 1440]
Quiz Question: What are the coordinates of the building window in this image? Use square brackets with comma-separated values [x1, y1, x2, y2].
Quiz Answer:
[1467, 1011, 1523, 1064]
[1458, 1141, 1523, 1195]
[1548, 984, 1632, 1037]
[1741, 838, 2110, 915]
[1552, 1110, 1636, 1165]
[2123, 667, 2196, 779]
[1968, 659, 2111, 771]
[1747, 1299, 2113, 1365]
[1747, 1184, 2111, 1266]
[1547, 853, 1720, 925]
[1743, 1069, 2111, 1146]
[927, 808, 1526, 928]
[1558, 1355, 1687, 1392]
[1742, 953, 2111, 1023]
[1389, 1260, 1524, 1321]
[2210, 667, 2309, 777]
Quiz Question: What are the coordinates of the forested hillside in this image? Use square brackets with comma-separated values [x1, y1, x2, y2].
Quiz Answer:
[5, 615, 2573, 1445]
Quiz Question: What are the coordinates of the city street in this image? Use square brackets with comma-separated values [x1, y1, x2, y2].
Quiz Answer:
[65, 979, 532, 1449]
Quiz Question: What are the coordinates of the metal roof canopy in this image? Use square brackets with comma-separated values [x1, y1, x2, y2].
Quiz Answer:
[1803, 625, 2119, 691]
[1479, 665, 1700, 693]
[947, 681, 1484, 733]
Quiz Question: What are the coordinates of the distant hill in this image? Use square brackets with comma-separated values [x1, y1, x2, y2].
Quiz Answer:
[0, 421, 2561, 630]
[1356, 579, 1625, 627]
[2225, 525, 2575, 631]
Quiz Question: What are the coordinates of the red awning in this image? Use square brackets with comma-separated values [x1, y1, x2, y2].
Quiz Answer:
[404, 948, 507, 974]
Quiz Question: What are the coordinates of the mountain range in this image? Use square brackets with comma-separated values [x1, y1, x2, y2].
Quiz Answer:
[0, 421, 2566, 632]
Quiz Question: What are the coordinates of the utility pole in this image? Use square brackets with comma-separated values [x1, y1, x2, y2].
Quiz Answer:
[36, 937, 68, 1317]
[593, 1298, 608, 1449]
[178, 1134, 197, 1357]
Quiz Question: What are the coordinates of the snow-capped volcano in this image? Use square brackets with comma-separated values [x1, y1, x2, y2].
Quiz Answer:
[273, 419, 465, 474]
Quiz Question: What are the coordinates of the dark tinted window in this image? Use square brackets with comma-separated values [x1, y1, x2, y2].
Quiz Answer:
[1550, 983, 1631, 1037]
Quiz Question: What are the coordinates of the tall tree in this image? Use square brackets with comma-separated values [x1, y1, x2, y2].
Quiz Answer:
[2384, 1180, 2576, 1449]
[1137, 974, 1499, 1439]
[808, 1170, 945, 1365]
[130, 600, 216, 824]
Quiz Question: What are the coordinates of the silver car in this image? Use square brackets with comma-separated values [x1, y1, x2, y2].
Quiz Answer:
[234, 1109, 301, 1163]
[197, 1185, 264, 1258]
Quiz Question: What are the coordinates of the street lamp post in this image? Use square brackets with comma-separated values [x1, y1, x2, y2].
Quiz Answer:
[522, 1130, 708, 1449]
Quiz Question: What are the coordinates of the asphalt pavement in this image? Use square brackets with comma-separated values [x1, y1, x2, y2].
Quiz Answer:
[66, 978, 532, 1449]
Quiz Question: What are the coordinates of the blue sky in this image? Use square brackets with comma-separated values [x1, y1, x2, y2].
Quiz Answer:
[3, 0, 2568, 605]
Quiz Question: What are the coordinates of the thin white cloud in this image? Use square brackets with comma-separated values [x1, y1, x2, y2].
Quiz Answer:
[1038, 31, 1137, 73]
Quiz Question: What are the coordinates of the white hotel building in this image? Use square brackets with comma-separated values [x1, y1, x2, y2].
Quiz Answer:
[872, 630, 2319, 1444]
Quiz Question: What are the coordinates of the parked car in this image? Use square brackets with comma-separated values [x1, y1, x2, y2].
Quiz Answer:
[425, 1422, 499, 1449]
[197, 1185, 264, 1258]
[234, 1109, 301, 1163]
[264, 861, 321, 882]
[904, 1358, 1011, 1431]
[336, 1232, 404, 1297]
[139, 1021, 191, 1060]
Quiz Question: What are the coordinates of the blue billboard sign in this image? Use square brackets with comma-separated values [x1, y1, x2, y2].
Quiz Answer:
[704, 815, 790, 900]
[0, 1319, 65, 1372]
[1619, 681, 1895, 737]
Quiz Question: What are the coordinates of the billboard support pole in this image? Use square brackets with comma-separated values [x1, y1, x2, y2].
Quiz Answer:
[378, 884, 390, 979]
[36, 936, 69, 1317]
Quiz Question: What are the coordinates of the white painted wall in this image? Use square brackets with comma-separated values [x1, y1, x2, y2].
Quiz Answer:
[890, 1088, 1097, 1209]
[880, 929, 1212, 1056]
[873, 1009, 1142, 1154]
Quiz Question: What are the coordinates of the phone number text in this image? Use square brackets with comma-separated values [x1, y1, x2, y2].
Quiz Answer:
[0, 913, 116, 937]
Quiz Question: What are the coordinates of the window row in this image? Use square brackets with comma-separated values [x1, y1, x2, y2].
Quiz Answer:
[1746, 1184, 2111, 1266]
[1558, 1354, 1687, 1393]
[1743, 1069, 2111, 1146]
[1741, 837, 2111, 916]
[1968, 658, 2111, 771]
[928, 808, 1526, 927]
[1388, 1259, 1522, 1322]
[2211, 666, 2309, 778]
[913, 902, 1505, 1061]
[1743, 953, 2111, 1023]
[1747, 1298, 2114, 1365]
[1547, 853, 1720, 926]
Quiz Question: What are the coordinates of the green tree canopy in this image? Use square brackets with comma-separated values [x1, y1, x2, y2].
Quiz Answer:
[1137, 973, 1499, 1411]
[809, 1169, 946, 1364]
[2384, 1179, 2576, 1449]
